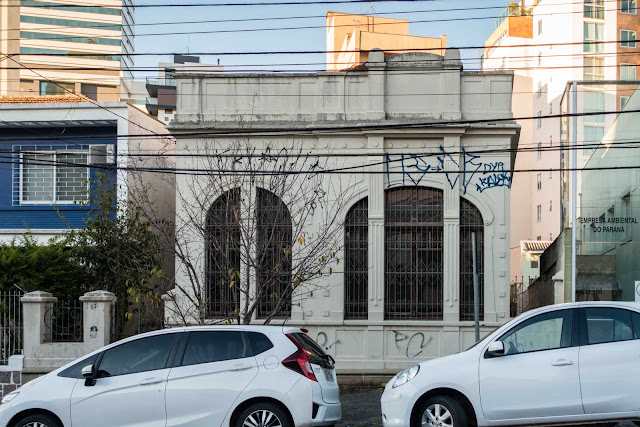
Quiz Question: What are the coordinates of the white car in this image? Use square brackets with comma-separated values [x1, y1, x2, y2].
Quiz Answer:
[0, 326, 341, 427]
[382, 301, 640, 427]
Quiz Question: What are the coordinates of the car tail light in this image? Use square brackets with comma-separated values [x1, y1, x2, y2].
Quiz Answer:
[282, 334, 318, 382]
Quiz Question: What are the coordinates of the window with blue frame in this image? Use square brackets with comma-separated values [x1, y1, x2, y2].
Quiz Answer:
[20, 151, 89, 205]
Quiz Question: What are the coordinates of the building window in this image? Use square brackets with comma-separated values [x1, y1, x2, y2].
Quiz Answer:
[620, 63, 637, 80]
[537, 205, 542, 222]
[584, 91, 605, 122]
[537, 111, 542, 128]
[39, 81, 75, 96]
[584, 125, 605, 155]
[344, 198, 368, 320]
[20, 151, 88, 204]
[621, 96, 630, 110]
[537, 174, 542, 191]
[538, 19, 543, 35]
[549, 103, 553, 115]
[536, 235, 542, 241]
[256, 188, 293, 319]
[460, 198, 484, 322]
[20, 15, 121, 31]
[537, 143, 542, 160]
[385, 187, 443, 320]
[531, 260, 539, 269]
[584, 22, 604, 52]
[538, 53, 542, 66]
[584, 0, 605, 18]
[622, 0, 637, 14]
[584, 57, 605, 80]
[205, 189, 241, 318]
[537, 82, 542, 98]
[621, 30, 637, 47]
[20, 0, 121, 15]
[205, 188, 292, 320]
[550, 200, 553, 212]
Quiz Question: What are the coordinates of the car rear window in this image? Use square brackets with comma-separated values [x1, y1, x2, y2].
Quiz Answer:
[248, 332, 274, 355]
[291, 332, 331, 367]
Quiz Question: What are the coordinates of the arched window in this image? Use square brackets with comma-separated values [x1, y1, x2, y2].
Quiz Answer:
[256, 188, 293, 319]
[205, 189, 241, 318]
[460, 198, 484, 321]
[385, 187, 443, 320]
[344, 198, 368, 319]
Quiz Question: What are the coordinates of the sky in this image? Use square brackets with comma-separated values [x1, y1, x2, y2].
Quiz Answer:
[132, 0, 509, 79]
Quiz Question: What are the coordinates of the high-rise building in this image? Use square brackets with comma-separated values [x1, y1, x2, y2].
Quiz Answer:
[326, 12, 447, 71]
[0, 0, 134, 102]
[482, 0, 640, 281]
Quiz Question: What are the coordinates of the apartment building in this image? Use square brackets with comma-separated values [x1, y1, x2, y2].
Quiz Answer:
[145, 55, 222, 123]
[0, 0, 134, 102]
[483, 0, 640, 280]
[326, 11, 447, 71]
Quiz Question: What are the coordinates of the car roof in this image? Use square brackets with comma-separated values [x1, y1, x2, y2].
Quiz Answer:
[522, 301, 640, 317]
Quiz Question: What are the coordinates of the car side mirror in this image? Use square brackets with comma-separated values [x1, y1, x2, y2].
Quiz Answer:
[82, 364, 97, 387]
[486, 341, 505, 358]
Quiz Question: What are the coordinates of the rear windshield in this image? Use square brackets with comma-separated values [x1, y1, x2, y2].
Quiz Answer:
[291, 333, 331, 367]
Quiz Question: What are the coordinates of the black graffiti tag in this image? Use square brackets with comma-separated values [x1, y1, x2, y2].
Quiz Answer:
[317, 332, 340, 351]
[393, 331, 433, 359]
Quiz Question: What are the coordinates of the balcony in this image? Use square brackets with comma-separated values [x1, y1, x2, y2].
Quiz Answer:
[145, 76, 176, 97]
[494, 2, 533, 30]
[145, 97, 176, 116]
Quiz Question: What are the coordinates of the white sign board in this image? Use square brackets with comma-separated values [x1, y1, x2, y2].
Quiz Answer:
[636, 281, 640, 302]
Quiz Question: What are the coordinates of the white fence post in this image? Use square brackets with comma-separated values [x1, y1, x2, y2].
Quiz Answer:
[79, 291, 117, 351]
[20, 291, 57, 363]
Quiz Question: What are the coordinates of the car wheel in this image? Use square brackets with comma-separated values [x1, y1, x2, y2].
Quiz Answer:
[13, 413, 62, 427]
[416, 395, 468, 427]
[236, 402, 291, 427]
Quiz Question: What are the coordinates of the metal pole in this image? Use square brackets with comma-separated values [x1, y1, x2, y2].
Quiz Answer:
[571, 82, 578, 303]
[472, 232, 480, 342]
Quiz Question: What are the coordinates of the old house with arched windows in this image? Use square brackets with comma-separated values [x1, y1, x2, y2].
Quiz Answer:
[165, 49, 520, 373]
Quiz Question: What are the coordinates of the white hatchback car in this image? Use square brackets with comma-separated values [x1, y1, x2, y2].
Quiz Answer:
[382, 301, 640, 427]
[0, 326, 341, 427]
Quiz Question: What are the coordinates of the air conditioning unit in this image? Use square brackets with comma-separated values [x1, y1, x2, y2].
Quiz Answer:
[89, 144, 116, 166]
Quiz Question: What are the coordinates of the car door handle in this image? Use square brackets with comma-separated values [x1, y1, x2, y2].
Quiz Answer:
[139, 377, 165, 386]
[229, 363, 252, 372]
[551, 359, 574, 367]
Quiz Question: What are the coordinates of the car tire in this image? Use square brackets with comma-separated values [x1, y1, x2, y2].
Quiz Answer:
[235, 402, 291, 427]
[415, 395, 468, 427]
[12, 413, 62, 427]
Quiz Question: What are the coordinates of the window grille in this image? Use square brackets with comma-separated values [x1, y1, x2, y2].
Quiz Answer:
[384, 187, 443, 320]
[256, 188, 292, 319]
[205, 189, 241, 318]
[344, 198, 368, 320]
[460, 198, 484, 321]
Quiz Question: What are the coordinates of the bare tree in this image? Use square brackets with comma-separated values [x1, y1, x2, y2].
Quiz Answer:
[129, 131, 351, 325]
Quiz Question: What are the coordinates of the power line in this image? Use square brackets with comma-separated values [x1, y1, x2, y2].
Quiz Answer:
[0, 52, 174, 143]
[10, 0, 443, 8]
[4, 5, 627, 39]
[1, 153, 639, 177]
[9, 38, 636, 56]
[0, 108, 637, 141]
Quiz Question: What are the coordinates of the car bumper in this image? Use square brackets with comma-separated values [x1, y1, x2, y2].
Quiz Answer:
[309, 402, 341, 426]
[381, 381, 421, 427]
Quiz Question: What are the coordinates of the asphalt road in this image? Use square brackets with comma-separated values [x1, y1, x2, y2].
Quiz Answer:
[337, 388, 637, 427]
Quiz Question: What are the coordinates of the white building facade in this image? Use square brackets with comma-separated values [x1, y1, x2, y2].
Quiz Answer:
[167, 50, 519, 373]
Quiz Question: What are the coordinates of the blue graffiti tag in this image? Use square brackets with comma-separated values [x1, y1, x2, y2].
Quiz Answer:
[385, 147, 510, 194]
[476, 161, 512, 193]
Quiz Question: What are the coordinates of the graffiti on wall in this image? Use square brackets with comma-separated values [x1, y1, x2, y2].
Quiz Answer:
[392, 331, 433, 359]
[385, 147, 511, 194]
[316, 332, 340, 352]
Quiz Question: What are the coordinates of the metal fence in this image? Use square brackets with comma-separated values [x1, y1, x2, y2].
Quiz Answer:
[111, 297, 165, 343]
[44, 300, 84, 343]
[511, 276, 555, 317]
[0, 291, 23, 364]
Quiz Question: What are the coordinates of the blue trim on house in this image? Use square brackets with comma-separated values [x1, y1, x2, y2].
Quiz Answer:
[0, 125, 118, 230]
